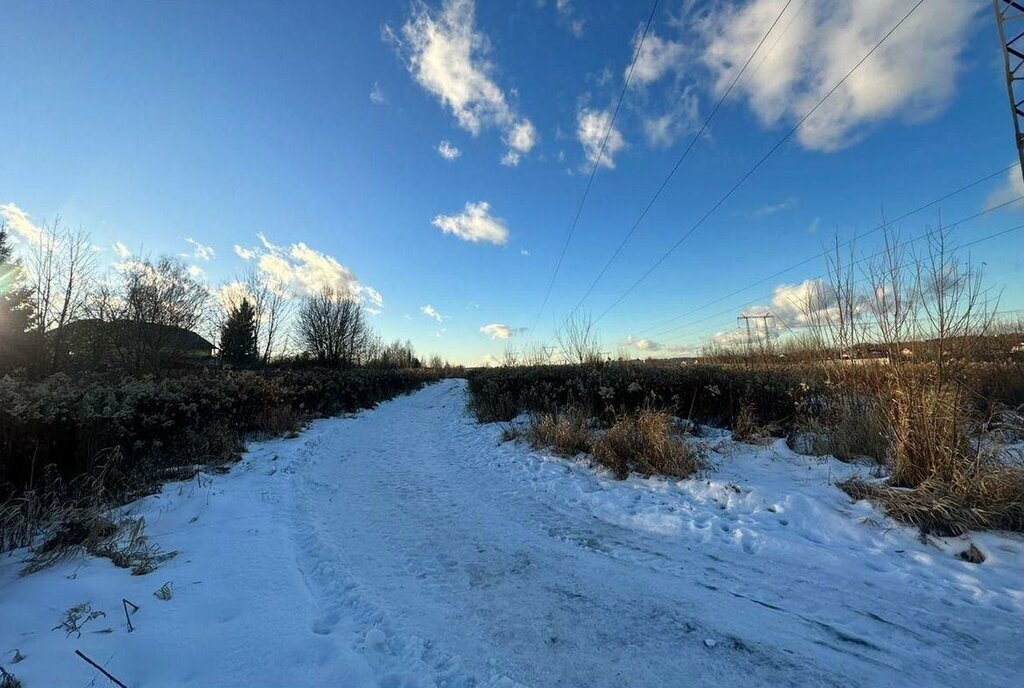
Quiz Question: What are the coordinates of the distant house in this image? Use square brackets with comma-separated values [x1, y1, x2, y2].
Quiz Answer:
[49, 319, 216, 370]
[1013, 342, 1024, 354]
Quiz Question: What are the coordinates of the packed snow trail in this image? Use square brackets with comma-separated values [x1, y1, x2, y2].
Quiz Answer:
[286, 380, 1021, 687]
[2, 379, 1022, 687]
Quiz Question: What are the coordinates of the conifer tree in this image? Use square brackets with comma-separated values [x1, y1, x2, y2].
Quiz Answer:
[219, 297, 259, 365]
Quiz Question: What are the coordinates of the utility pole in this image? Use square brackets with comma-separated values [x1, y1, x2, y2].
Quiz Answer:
[994, 0, 1024, 186]
[737, 312, 774, 366]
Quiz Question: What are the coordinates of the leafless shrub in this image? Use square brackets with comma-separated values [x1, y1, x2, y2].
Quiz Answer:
[593, 409, 707, 480]
[526, 408, 593, 457]
[800, 223, 1024, 532]
[557, 310, 602, 365]
[154, 581, 174, 601]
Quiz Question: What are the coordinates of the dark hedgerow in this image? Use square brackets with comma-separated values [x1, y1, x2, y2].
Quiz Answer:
[466, 362, 813, 431]
[0, 368, 440, 507]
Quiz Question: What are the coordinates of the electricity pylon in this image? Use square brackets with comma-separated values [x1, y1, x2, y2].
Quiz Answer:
[994, 0, 1024, 186]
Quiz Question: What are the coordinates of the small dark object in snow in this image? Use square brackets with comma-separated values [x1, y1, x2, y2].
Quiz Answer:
[959, 544, 985, 564]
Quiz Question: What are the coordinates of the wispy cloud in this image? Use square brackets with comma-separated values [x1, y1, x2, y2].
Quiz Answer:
[183, 237, 215, 261]
[984, 164, 1024, 212]
[751, 197, 798, 217]
[112, 241, 132, 259]
[437, 140, 462, 160]
[480, 323, 526, 339]
[631, 31, 686, 86]
[234, 244, 256, 260]
[0, 203, 43, 243]
[432, 201, 509, 245]
[241, 233, 382, 306]
[577, 108, 625, 169]
[394, 0, 537, 162]
[420, 304, 447, 322]
[370, 81, 387, 105]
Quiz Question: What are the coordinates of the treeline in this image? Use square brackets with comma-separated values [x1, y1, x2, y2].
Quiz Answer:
[0, 222, 455, 377]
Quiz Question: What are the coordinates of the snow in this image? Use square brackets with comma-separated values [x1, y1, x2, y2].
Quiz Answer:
[2, 379, 1022, 687]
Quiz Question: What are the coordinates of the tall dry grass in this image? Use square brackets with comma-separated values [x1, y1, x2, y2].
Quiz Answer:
[593, 409, 707, 480]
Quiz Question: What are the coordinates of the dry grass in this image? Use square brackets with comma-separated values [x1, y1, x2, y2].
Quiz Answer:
[0, 666, 22, 688]
[840, 465, 1024, 536]
[526, 409, 593, 457]
[593, 409, 707, 480]
[731, 403, 777, 444]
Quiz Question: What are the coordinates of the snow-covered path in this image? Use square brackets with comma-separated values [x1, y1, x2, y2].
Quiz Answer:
[2, 379, 1022, 687]
[286, 380, 1021, 687]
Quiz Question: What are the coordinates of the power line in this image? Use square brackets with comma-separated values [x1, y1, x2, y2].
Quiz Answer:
[530, 0, 660, 335]
[568, 0, 797, 313]
[589, 0, 928, 326]
[629, 163, 1017, 339]
[654, 214, 1024, 346]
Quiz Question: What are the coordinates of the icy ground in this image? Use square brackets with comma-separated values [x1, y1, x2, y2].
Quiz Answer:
[2, 379, 1022, 687]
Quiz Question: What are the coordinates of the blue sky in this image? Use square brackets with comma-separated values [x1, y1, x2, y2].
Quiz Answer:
[2, 0, 1022, 364]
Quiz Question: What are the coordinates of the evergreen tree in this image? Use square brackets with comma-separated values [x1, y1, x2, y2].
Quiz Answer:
[219, 297, 259, 365]
[0, 226, 35, 371]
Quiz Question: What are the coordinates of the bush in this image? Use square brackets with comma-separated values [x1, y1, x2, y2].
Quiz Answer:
[593, 410, 707, 480]
[466, 362, 811, 430]
[0, 367, 440, 553]
[525, 409, 593, 457]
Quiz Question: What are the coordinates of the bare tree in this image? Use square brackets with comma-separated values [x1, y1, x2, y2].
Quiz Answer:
[90, 257, 212, 373]
[557, 310, 601, 365]
[26, 219, 97, 369]
[296, 288, 371, 367]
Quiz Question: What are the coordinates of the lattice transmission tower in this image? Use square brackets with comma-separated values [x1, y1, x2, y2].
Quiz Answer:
[994, 0, 1024, 185]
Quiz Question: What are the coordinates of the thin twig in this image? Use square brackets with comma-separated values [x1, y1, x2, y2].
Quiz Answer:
[74, 650, 128, 688]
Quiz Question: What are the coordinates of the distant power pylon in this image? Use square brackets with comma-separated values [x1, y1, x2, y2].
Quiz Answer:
[737, 312, 774, 364]
[994, 0, 1024, 185]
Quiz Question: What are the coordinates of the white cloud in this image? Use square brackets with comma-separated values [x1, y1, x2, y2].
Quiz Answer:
[506, 120, 537, 154]
[240, 233, 381, 305]
[631, 32, 686, 86]
[234, 244, 256, 260]
[622, 335, 694, 357]
[218, 280, 252, 312]
[432, 201, 509, 245]
[577, 108, 625, 169]
[420, 304, 446, 322]
[112, 241, 132, 259]
[642, 88, 700, 148]
[370, 81, 387, 105]
[752, 197, 798, 217]
[398, 0, 537, 161]
[500, 151, 521, 167]
[0, 203, 43, 243]
[481, 353, 501, 367]
[984, 164, 1024, 212]
[700, 0, 978, 151]
[520, 248, 529, 256]
[713, 278, 869, 347]
[479, 323, 526, 339]
[808, 217, 821, 234]
[437, 140, 462, 160]
[187, 265, 205, 279]
[183, 237, 215, 261]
